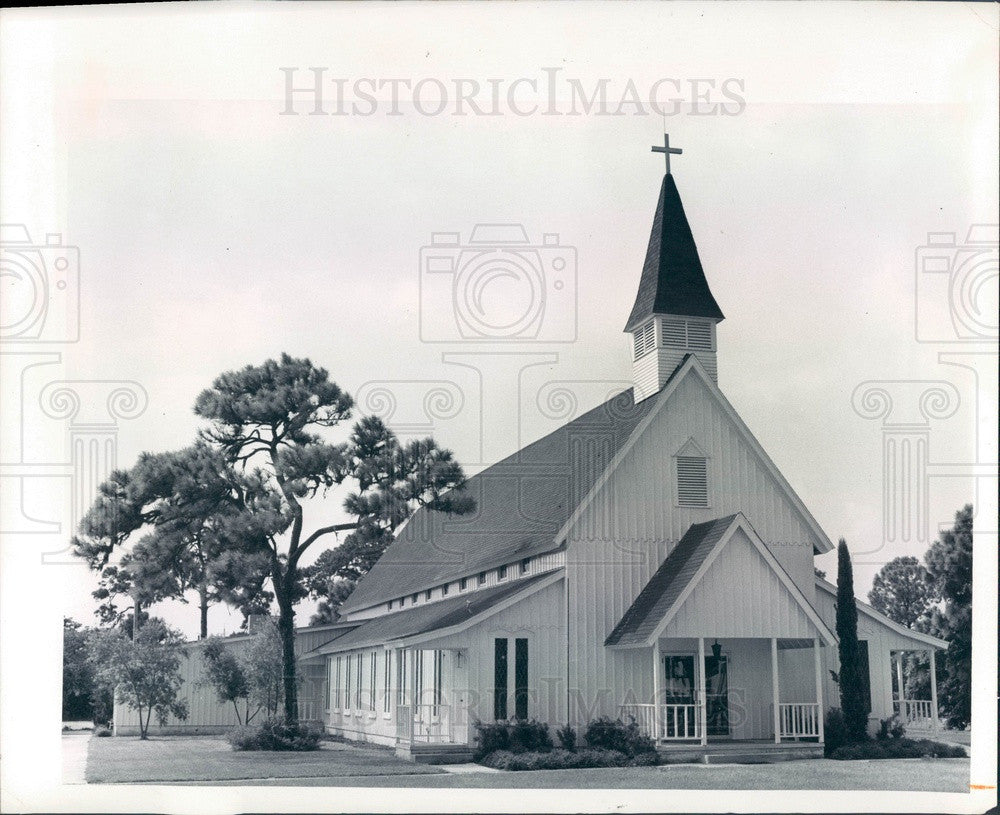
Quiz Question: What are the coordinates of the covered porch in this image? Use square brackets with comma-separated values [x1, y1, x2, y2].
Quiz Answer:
[891, 648, 940, 733]
[620, 635, 827, 746]
[606, 515, 837, 756]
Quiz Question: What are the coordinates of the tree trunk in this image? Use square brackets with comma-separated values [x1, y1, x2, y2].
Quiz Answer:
[199, 583, 209, 640]
[277, 587, 298, 725]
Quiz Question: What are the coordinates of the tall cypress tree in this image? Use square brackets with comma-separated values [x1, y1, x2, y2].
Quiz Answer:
[836, 539, 868, 742]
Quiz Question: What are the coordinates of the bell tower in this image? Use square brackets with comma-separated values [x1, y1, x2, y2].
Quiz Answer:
[625, 136, 725, 402]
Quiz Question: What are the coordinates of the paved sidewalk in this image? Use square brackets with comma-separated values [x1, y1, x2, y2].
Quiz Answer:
[61, 733, 91, 784]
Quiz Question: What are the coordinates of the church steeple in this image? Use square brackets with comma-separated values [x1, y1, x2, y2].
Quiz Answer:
[627, 140, 725, 402]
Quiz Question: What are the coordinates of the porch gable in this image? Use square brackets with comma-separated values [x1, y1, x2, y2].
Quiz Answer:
[606, 513, 836, 648]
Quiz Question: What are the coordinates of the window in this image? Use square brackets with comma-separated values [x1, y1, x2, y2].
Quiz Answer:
[345, 655, 352, 710]
[331, 656, 341, 710]
[478, 571, 487, 586]
[387, 599, 393, 611]
[425, 589, 432, 601]
[676, 456, 709, 507]
[414, 651, 424, 708]
[397, 649, 408, 707]
[661, 318, 687, 348]
[514, 638, 529, 720]
[498, 565, 507, 581]
[355, 652, 363, 710]
[432, 650, 444, 713]
[369, 651, 377, 711]
[687, 320, 712, 350]
[493, 639, 508, 720]
[520, 557, 531, 574]
[441, 583, 449, 596]
[459, 577, 468, 591]
[399, 596, 405, 607]
[383, 650, 392, 713]
[411, 593, 418, 604]
[633, 320, 656, 359]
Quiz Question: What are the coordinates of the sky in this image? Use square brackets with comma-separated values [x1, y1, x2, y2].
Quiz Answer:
[1, 3, 997, 645]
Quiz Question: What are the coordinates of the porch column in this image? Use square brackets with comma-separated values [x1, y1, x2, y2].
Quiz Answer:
[813, 637, 824, 744]
[698, 636, 707, 746]
[895, 652, 905, 713]
[771, 637, 781, 744]
[929, 649, 939, 733]
[651, 639, 662, 741]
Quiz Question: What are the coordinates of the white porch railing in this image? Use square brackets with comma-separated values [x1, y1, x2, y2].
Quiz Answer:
[395, 704, 456, 744]
[893, 699, 935, 729]
[778, 702, 820, 738]
[620, 703, 702, 741]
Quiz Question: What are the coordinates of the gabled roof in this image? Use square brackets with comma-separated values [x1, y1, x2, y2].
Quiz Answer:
[624, 174, 725, 332]
[605, 515, 737, 646]
[554, 354, 835, 556]
[319, 570, 560, 652]
[814, 577, 949, 649]
[606, 513, 837, 648]
[339, 387, 659, 614]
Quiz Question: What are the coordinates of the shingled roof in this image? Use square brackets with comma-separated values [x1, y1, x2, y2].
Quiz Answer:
[623, 174, 725, 332]
[605, 515, 738, 646]
[339, 386, 661, 614]
[319, 570, 560, 652]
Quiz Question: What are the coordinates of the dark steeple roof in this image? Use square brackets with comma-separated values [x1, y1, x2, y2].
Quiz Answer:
[623, 174, 725, 332]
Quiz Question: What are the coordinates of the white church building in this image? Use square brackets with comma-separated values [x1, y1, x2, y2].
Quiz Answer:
[115, 146, 948, 763]
[307, 150, 948, 762]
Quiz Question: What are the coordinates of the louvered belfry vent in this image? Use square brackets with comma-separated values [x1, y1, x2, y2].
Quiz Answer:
[676, 455, 709, 507]
[633, 321, 656, 360]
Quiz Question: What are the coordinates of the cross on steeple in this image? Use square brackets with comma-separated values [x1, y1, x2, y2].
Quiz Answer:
[651, 134, 683, 175]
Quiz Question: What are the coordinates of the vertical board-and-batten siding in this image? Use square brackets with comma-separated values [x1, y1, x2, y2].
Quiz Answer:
[566, 370, 821, 722]
[663, 529, 816, 639]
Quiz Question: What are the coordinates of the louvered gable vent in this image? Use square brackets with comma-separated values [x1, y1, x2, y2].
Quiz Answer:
[674, 438, 709, 507]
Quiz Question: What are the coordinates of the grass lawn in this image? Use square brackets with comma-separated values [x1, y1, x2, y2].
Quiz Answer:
[85, 736, 444, 783]
[83, 736, 969, 791]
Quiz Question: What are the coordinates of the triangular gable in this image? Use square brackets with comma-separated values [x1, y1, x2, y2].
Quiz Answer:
[555, 354, 835, 554]
[608, 514, 837, 648]
[814, 578, 948, 650]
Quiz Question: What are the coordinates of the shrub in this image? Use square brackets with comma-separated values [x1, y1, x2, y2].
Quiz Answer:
[823, 707, 851, 757]
[472, 720, 510, 760]
[94, 727, 112, 737]
[556, 723, 577, 752]
[227, 717, 322, 751]
[481, 748, 637, 771]
[509, 719, 553, 753]
[473, 719, 552, 758]
[583, 717, 654, 756]
[876, 715, 906, 741]
[830, 737, 966, 761]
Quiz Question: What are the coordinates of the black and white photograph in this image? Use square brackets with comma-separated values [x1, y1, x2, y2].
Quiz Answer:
[0, 3, 996, 813]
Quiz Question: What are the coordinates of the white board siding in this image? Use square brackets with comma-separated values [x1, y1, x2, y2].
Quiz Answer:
[416, 578, 566, 728]
[113, 627, 335, 735]
[565, 371, 821, 723]
[663, 529, 816, 640]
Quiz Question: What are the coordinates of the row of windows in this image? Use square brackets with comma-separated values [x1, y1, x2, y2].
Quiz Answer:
[633, 317, 714, 361]
[387, 557, 532, 612]
[330, 648, 445, 714]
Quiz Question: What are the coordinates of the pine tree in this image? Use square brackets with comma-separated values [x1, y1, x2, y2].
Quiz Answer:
[835, 539, 868, 742]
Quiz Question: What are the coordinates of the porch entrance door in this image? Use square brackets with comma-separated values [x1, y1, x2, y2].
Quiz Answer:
[704, 654, 729, 737]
